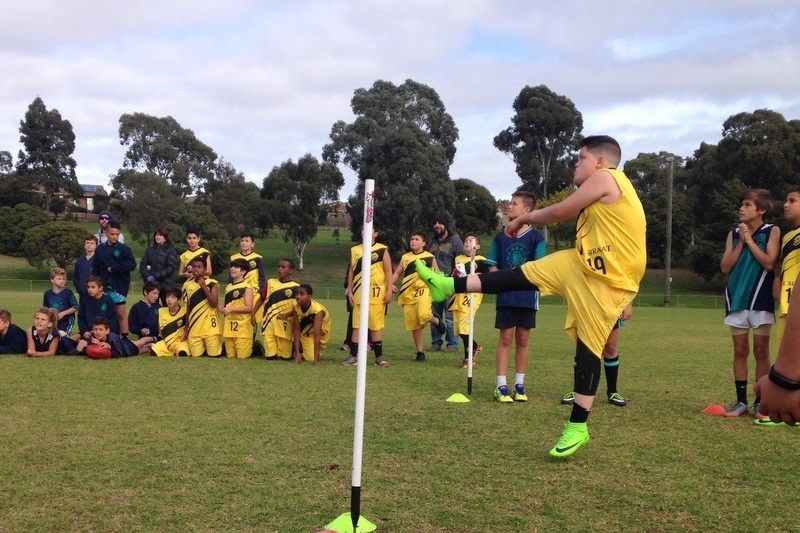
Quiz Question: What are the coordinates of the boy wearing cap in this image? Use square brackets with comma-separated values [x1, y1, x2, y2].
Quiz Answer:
[95, 210, 125, 245]
[426, 213, 464, 352]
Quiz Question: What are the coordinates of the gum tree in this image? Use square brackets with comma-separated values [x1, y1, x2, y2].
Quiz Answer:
[323, 79, 459, 252]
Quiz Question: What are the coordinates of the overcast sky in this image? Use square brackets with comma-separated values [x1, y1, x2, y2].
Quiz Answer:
[1, 1, 798, 201]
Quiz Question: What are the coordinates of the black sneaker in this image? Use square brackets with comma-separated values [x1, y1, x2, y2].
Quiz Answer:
[415, 352, 426, 362]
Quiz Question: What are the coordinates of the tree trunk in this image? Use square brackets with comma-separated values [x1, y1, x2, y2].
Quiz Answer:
[295, 240, 307, 270]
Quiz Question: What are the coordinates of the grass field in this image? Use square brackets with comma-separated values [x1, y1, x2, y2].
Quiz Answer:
[1, 288, 797, 532]
[2, 224, 765, 532]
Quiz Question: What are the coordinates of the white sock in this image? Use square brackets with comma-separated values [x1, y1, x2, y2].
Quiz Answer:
[515, 372, 525, 387]
[496, 375, 507, 388]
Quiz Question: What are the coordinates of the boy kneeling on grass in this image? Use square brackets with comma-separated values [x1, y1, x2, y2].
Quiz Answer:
[278, 283, 331, 365]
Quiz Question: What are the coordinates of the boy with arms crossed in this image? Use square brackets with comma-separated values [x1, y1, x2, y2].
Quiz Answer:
[720, 188, 780, 417]
[417, 135, 646, 457]
[183, 256, 222, 357]
[343, 228, 392, 367]
[220, 258, 255, 359]
[752, 189, 800, 426]
[755, 270, 800, 424]
[562, 303, 632, 407]
[391, 232, 445, 363]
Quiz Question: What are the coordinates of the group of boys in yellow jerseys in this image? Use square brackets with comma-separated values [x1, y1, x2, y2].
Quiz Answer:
[151, 232, 331, 364]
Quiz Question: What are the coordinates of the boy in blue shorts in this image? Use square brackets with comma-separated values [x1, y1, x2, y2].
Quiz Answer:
[416, 135, 646, 457]
[92, 220, 137, 337]
[487, 190, 546, 403]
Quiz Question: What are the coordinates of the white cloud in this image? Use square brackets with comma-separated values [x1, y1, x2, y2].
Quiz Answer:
[1, 0, 798, 204]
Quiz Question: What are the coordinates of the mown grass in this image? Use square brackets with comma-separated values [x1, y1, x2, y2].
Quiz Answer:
[1, 291, 797, 533]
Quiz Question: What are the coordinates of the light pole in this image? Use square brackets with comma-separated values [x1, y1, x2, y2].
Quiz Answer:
[664, 157, 674, 306]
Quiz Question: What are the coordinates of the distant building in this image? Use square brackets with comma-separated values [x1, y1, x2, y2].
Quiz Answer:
[30, 182, 108, 214]
[77, 184, 108, 212]
[325, 201, 351, 227]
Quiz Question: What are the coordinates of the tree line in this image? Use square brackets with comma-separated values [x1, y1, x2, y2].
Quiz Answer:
[2, 85, 800, 282]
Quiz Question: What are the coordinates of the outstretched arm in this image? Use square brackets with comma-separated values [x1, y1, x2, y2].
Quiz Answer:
[755, 270, 800, 424]
[507, 170, 619, 235]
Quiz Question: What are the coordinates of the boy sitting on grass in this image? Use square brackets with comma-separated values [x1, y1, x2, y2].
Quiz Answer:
[149, 288, 190, 357]
[0, 308, 27, 354]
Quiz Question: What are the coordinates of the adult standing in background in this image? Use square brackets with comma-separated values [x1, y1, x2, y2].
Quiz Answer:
[426, 213, 463, 352]
[95, 210, 125, 245]
[140, 229, 179, 306]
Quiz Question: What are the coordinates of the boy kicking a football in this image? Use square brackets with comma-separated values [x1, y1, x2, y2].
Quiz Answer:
[416, 135, 646, 457]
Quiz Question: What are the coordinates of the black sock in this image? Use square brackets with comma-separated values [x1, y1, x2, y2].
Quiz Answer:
[350, 342, 358, 358]
[735, 380, 748, 404]
[460, 334, 470, 358]
[472, 268, 536, 294]
[372, 341, 383, 358]
[603, 356, 620, 395]
[570, 403, 590, 423]
[454, 277, 467, 293]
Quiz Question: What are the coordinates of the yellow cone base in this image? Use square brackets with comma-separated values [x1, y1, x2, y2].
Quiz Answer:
[446, 393, 470, 403]
[324, 512, 377, 532]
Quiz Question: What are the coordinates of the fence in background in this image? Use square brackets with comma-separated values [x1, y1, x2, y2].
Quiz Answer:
[1, 279, 728, 309]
